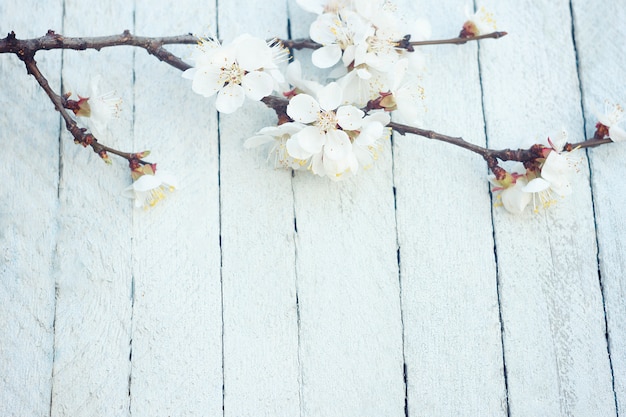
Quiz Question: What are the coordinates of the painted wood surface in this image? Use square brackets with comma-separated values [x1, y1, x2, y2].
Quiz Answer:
[571, 0, 626, 412]
[479, 0, 617, 415]
[1, 1, 623, 416]
[0, 2, 62, 416]
[130, 2, 223, 416]
[393, 0, 507, 415]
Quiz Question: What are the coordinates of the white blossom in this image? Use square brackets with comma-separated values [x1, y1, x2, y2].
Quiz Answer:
[71, 75, 122, 139]
[309, 11, 370, 69]
[122, 170, 178, 209]
[286, 83, 362, 177]
[244, 122, 307, 170]
[350, 110, 391, 172]
[296, 0, 352, 15]
[183, 34, 285, 113]
[594, 101, 626, 142]
[461, 6, 497, 37]
[521, 131, 580, 212]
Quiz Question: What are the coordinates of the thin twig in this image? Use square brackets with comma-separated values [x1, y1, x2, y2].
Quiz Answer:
[1, 30, 194, 71]
[279, 31, 508, 51]
[408, 31, 508, 46]
[18, 49, 149, 164]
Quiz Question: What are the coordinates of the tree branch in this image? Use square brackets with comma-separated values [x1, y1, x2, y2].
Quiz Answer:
[3, 29, 616, 176]
[1, 30, 194, 71]
[17, 48, 149, 165]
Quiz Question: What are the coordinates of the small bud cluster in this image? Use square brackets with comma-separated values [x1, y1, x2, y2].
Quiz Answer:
[489, 131, 581, 214]
[122, 160, 177, 210]
[62, 75, 177, 209]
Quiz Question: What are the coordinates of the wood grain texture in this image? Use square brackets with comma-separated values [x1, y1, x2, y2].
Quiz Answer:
[571, 0, 626, 412]
[217, 1, 301, 416]
[0, 2, 62, 416]
[50, 1, 134, 416]
[392, 0, 508, 415]
[288, 2, 405, 416]
[479, 0, 616, 415]
[129, 2, 224, 416]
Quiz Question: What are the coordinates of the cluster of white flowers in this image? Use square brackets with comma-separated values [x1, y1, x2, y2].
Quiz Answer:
[68, 75, 122, 142]
[594, 101, 626, 142]
[176, 0, 624, 213]
[490, 130, 581, 214]
[250, 82, 391, 178]
[182, 0, 432, 179]
[292, 0, 431, 122]
[67, 77, 179, 210]
[490, 99, 626, 215]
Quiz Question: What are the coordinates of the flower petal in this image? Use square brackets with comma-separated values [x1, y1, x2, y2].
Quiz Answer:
[324, 129, 352, 161]
[242, 71, 274, 100]
[522, 177, 551, 193]
[215, 83, 245, 113]
[317, 82, 342, 111]
[610, 125, 626, 142]
[310, 152, 326, 176]
[312, 45, 342, 68]
[287, 94, 320, 123]
[336, 105, 364, 130]
[244, 134, 275, 149]
[310, 14, 339, 44]
[182, 67, 197, 80]
[190, 69, 223, 98]
[286, 135, 313, 160]
[295, 126, 326, 154]
[356, 121, 384, 146]
[501, 183, 531, 214]
[235, 35, 272, 71]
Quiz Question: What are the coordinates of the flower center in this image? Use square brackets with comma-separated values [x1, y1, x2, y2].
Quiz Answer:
[367, 35, 395, 55]
[330, 18, 353, 50]
[317, 110, 339, 133]
[222, 63, 245, 85]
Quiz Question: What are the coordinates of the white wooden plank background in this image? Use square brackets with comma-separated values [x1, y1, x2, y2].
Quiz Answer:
[1, 0, 624, 416]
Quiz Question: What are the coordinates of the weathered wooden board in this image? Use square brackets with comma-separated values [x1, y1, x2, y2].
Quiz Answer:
[479, 0, 616, 415]
[217, 1, 301, 416]
[287, 2, 406, 416]
[571, 0, 626, 412]
[129, 2, 223, 416]
[0, 2, 62, 416]
[393, 0, 508, 415]
[50, 1, 134, 415]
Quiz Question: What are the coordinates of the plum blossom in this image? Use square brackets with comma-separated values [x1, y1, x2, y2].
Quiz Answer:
[183, 34, 287, 113]
[244, 122, 307, 170]
[460, 6, 497, 38]
[296, 0, 352, 15]
[284, 61, 323, 97]
[285, 83, 365, 177]
[309, 11, 370, 68]
[492, 178, 533, 214]
[522, 150, 574, 209]
[489, 164, 532, 214]
[122, 164, 177, 209]
[521, 131, 580, 212]
[349, 110, 391, 171]
[69, 75, 122, 139]
[385, 59, 425, 124]
[594, 101, 626, 142]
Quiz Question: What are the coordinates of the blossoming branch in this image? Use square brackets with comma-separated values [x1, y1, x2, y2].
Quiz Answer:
[1, 0, 624, 213]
